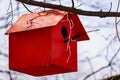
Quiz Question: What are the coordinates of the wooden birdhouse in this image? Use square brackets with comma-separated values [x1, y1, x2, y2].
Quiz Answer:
[5, 10, 89, 76]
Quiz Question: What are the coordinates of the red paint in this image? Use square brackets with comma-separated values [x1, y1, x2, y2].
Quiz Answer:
[6, 10, 89, 76]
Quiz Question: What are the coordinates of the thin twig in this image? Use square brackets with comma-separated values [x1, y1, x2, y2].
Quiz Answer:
[58, 0, 61, 5]
[22, 2, 33, 13]
[0, 70, 13, 80]
[84, 47, 120, 80]
[10, 0, 13, 25]
[75, 3, 83, 8]
[108, 2, 112, 13]
[87, 29, 100, 33]
[5, 0, 14, 28]
[84, 65, 109, 80]
[86, 57, 96, 80]
[0, 51, 8, 57]
[16, 2, 20, 16]
[109, 47, 120, 65]
[56, 75, 59, 80]
[117, 19, 120, 24]
[7, 71, 13, 80]
[71, 0, 74, 8]
[115, 0, 120, 42]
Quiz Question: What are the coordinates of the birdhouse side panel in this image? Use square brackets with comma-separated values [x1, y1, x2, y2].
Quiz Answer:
[68, 13, 89, 41]
[9, 28, 52, 69]
[51, 20, 77, 71]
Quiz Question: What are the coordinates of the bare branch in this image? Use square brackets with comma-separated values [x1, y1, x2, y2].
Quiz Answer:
[58, 0, 61, 5]
[71, 0, 74, 8]
[109, 47, 120, 65]
[0, 70, 13, 80]
[7, 71, 13, 80]
[109, 2, 112, 12]
[6, 0, 14, 28]
[86, 57, 96, 80]
[22, 2, 33, 13]
[84, 65, 109, 80]
[115, 0, 120, 42]
[84, 47, 120, 80]
[16, 0, 120, 17]
[0, 52, 8, 57]
[16, 2, 20, 16]
[87, 29, 100, 33]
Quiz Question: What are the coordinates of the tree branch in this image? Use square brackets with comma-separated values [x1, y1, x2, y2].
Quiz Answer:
[84, 46, 120, 80]
[115, 0, 120, 42]
[0, 70, 13, 80]
[0, 52, 8, 57]
[22, 2, 33, 13]
[71, 0, 75, 8]
[86, 57, 96, 80]
[103, 74, 120, 80]
[16, 0, 120, 17]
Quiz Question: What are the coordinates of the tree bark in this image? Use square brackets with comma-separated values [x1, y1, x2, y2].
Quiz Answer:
[103, 74, 120, 80]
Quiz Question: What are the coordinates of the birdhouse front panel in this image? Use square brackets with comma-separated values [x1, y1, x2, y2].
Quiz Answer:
[9, 27, 52, 70]
[6, 9, 89, 76]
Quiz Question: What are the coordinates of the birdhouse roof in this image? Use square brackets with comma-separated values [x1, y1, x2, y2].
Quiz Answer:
[5, 10, 66, 34]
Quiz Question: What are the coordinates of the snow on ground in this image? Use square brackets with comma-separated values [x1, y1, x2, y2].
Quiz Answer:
[0, 0, 120, 80]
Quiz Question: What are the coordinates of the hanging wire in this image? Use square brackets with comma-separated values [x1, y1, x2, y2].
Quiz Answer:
[66, 13, 74, 63]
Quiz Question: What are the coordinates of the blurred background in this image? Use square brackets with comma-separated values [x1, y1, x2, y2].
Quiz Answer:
[0, 0, 120, 80]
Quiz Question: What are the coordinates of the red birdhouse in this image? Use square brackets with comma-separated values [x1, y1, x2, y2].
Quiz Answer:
[5, 10, 89, 76]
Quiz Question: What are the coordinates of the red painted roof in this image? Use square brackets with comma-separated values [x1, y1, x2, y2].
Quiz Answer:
[5, 10, 66, 34]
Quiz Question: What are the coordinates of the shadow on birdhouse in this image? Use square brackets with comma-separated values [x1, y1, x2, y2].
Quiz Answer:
[5, 9, 89, 76]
